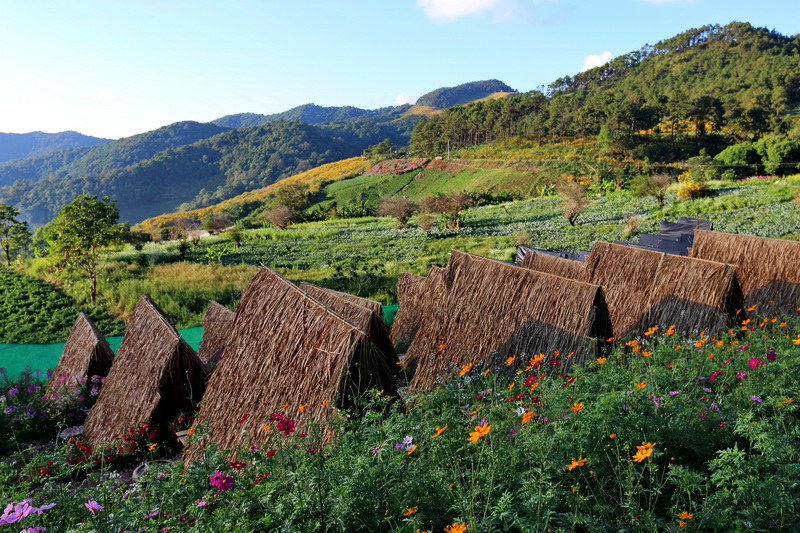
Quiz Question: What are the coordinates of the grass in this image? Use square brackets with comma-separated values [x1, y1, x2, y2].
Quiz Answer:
[2, 313, 800, 531]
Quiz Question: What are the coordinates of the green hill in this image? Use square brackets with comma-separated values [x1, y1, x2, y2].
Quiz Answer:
[415, 80, 517, 109]
[0, 131, 111, 164]
[212, 103, 414, 129]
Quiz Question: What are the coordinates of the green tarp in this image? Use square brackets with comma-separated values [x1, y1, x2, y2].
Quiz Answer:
[0, 305, 397, 379]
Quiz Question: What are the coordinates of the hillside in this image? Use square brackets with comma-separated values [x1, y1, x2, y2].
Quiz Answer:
[415, 79, 516, 108]
[212, 103, 414, 129]
[0, 131, 111, 163]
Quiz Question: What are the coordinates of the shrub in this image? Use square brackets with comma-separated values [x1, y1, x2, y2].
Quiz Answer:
[265, 205, 293, 230]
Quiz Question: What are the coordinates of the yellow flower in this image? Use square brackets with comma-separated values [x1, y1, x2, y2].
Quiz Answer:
[505, 355, 517, 366]
[459, 363, 472, 377]
[635, 382, 646, 389]
[403, 507, 417, 516]
[677, 511, 693, 520]
[566, 456, 588, 470]
[467, 423, 491, 443]
[148, 442, 158, 451]
[595, 357, 607, 364]
[521, 411, 535, 424]
[444, 523, 468, 533]
[432, 425, 448, 438]
[571, 402, 584, 413]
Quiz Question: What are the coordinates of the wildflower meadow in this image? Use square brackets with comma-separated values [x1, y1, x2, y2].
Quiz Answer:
[2, 309, 800, 532]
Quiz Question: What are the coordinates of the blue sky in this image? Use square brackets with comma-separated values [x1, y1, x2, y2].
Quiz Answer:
[1, 0, 798, 139]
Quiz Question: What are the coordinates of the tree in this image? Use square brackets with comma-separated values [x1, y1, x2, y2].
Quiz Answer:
[377, 196, 417, 228]
[420, 192, 474, 229]
[633, 173, 675, 207]
[557, 182, 588, 226]
[42, 195, 122, 304]
[273, 183, 310, 217]
[0, 204, 31, 266]
[265, 205, 293, 230]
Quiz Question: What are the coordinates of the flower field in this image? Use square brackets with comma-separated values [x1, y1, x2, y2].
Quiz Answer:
[2, 311, 800, 531]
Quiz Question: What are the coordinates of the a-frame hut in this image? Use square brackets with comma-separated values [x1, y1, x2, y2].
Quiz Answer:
[83, 296, 207, 444]
[46, 313, 114, 396]
[299, 282, 385, 317]
[198, 301, 234, 364]
[390, 272, 427, 348]
[519, 249, 587, 280]
[184, 267, 398, 459]
[407, 251, 612, 391]
[690, 230, 800, 315]
[579, 242, 741, 337]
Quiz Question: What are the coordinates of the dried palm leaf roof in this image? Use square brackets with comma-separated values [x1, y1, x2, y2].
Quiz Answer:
[83, 295, 207, 445]
[46, 313, 114, 396]
[198, 301, 234, 363]
[184, 267, 398, 460]
[298, 282, 399, 368]
[390, 272, 427, 347]
[407, 251, 611, 391]
[520, 249, 587, 280]
[581, 242, 740, 336]
[690, 230, 800, 315]
[299, 282, 384, 317]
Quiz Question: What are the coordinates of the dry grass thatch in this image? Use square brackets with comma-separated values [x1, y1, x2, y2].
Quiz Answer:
[407, 251, 611, 391]
[298, 282, 399, 368]
[184, 267, 398, 460]
[46, 313, 114, 396]
[198, 301, 234, 363]
[390, 272, 427, 347]
[83, 296, 208, 444]
[581, 242, 741, 337]
[690, 230, 800, 315]
[519, 249, 587, 280]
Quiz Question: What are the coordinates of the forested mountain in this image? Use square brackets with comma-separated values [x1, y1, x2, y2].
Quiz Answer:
[212, 103, 414, 129]
[0, 121, 378, 225]
[410, 23, 800, 155]
[0, 121, 229, 188]
[415, 80, 517, 109]
[0, 131, 111, 163]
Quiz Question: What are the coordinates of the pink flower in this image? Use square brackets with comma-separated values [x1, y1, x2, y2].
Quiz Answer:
[0, 500, 34, 524]
[84, 500, 104, 515]
[209, 470, 235, 492]
[748, 358, 765, 369]
[196, 499, 208, 508]
[737, 371, 747, 379]
[276, 418, 296, 436]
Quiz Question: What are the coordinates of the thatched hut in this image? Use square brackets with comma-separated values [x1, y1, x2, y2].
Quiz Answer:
[46, 313, 114, 396]
[198, 301, 234, 364]
[390, 272, 427, 348]
[298, 282, 399, 368]
[519, 249, 587, 280]
[83, 296, 207, 444]
[184, 267, 398, 459]
[690, 230, 800, 315]
[581, 242, 741, 337]
[407, 251, 611, 391]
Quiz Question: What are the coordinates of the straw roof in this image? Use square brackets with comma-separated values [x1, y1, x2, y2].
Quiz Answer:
[46, 313, 114, 396]
[581, 242, 740, 336]
[520, 249, 587, 280]
[690, 230, 800, 315]
[198, 301, 234, 363]
[184, 267, 398, 459]
[298, 282, 399, 368]
[390, 272, 427, 347]
[299, 282, 384, 317]
[407, 251, 611, 391]
[83, 296, 208, 444]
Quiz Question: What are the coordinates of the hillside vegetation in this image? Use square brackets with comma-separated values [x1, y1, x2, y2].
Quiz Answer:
[0, 131, 111, 164]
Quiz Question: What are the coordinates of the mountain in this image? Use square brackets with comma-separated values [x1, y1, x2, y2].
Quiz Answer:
[213, 103, 413, 129]
[410, 22, 800, 155]
[415, 80, 517, 109]
[0, 131, 111, 163]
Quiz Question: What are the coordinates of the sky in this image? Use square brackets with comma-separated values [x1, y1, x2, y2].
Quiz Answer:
[1, 0, 799, 140]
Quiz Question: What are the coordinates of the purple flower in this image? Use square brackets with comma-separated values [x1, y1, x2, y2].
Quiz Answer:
[370, 445, 381, 454]
[710, 403, 720, 412]
[750, 395, 763, 403]
[734, 344, 748, 351]
[402, 435, 413, 446]
[651, 396, 664, 408]
[669, 391, 682, 396]
[703, 387, 713, 393]
[84, 500, 104, 515]
[7, 387, 18, 396]
[209, 470, 234, 492]
[394, 443, 404, 449]
[1, 500, 34, 524]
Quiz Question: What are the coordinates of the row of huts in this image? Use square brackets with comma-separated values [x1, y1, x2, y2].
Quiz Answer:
[46, 229, 800, 456]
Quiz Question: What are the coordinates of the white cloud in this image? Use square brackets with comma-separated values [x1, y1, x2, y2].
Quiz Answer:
[393, 93, 415, 105]
[581, 51, 613, 72]
[93, 88, 118, 102]
[417, 0, 501, 22]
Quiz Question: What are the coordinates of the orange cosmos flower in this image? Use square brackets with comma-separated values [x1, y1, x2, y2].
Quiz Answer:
[677, 511, 693, 520]
[507, 382, 515, 391]
[644, 326, 658, 336]
[505, 355, 517, 366]
[403, 507, 418, 516]
[467, 423, 491, 443]
[406, 445, 417, 455]
[665, 325, 676, 335]
[571, 402, 584, 413]
[432, 425, 448, 438]
[632, 442, 656, 462]
[626, 339, 639, 347]
[596, 357, 607, 364]
[778, 398, 794, 406]
[459, 363, 472, 377]
[298, 403, 308, 412]
[444, 523, 468, 533]
[641, 351, 652, 357]
[609, 433, 617, 439]
[635, 382, 647, 389]
[747, 304, 757, 312]
[695, 337, 708, 347]
[321, 400, 330, 407]
[438, 344, 447, 352]
[521, 411, 535, 423]
[566, 456, 588, 470]
[715, 340, 725, 347]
